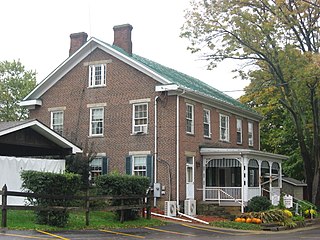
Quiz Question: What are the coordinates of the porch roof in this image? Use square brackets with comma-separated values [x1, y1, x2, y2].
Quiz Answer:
[200, 148, 288, 161]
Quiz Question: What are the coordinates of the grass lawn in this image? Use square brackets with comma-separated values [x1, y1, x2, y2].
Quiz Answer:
[6, 210, 165, 231]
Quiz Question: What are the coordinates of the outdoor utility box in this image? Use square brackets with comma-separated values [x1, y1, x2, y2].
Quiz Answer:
[154, 183, 161, 198]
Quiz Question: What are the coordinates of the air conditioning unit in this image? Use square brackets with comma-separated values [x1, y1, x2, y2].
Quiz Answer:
[134, 125, 147, 134]
[184, 199, 196, 216]
[164, 201, 177, 217]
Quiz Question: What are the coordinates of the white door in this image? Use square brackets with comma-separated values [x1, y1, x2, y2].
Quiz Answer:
[186, 156, 194, 199]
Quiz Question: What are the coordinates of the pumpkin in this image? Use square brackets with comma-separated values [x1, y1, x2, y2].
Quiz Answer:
[255, 218, 262, 224]
[246, 218, 252, 223]
[251, 218, 257, 223]
[241, 218, 246, 223]
[235, 217, 242, 222]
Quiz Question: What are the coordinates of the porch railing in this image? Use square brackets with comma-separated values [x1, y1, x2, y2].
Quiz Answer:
[204, 187, 242, 202]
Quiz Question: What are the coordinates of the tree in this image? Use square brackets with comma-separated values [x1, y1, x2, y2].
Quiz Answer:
[239, 61, 304, 180]
[181, 0, 320, 204]
[0, 60, 36, 121]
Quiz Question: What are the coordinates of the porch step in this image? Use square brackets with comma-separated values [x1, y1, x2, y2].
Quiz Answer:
[197, 202, 241, 219]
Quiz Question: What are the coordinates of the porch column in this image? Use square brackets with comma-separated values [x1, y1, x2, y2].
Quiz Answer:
[279, 162, 282, 188]
[242, 155, 249, 203]
[269, 161, 272, 201]
[258, 160, 262, 194]
[202, 158, 207, 201]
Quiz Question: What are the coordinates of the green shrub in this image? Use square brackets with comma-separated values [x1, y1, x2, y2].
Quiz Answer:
[95, 172, 150, 221]
[247, 196, 271, 212]
[21, 170, 81, 227]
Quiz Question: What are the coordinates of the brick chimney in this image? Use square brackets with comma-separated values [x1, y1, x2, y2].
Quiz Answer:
[113, 24, 133, 55]
[69, 32, 88, 56]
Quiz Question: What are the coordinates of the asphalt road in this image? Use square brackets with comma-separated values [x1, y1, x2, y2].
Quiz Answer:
[1, 222, 320, 239]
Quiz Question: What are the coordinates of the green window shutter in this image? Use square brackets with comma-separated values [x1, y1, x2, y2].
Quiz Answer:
[146, 155, 154, 184]
[102, 157, 108, 175]
[125, 156, 132, 175]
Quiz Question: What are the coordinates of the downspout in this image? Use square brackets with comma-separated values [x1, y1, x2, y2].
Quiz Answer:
[154, 96, 159, 207]
[176, 94, 180, 210]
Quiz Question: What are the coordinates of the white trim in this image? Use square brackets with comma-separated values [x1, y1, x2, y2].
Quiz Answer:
[203, 108, 211, 138]
[89, 107, 104, 137]
[219, 114, 230, 142]
[19, 99, 42, 107]
[186, 103, 194, 134]
[236, 118, 243, 144]
[129, 98, 151, 104]
[48, 106, 66, 111]
[129, 151, 151, 155]
[83, 59, 112, 66]
[87, 103, 107, 108]
[200, 148, 288, 161]
[248, 122, 254, 146]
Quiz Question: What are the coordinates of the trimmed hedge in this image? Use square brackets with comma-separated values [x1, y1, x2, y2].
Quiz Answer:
[95, 173, 150, 221]
[21, 170, 81, 227]
[247, 196, 272, 212]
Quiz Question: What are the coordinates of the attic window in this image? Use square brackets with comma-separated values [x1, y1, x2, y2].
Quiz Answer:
[88, 64, 106, 87]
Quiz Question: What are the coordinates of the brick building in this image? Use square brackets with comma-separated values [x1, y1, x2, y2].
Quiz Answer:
[20, 24, 287, 214]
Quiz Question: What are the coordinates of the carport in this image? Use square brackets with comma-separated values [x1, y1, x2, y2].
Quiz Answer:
[0, 119, 82, 204]
[0, 119, 81, 157]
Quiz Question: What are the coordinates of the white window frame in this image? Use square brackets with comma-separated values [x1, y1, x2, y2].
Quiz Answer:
[50, 111, 64, 135]
[219, 114, 230, 142]
[88, 64, 106, 87]
[132, 103, 148, 134]
[132, 155, 147, 176]
[203, 109, 211, 138]
[248, 122, 254, 146]
[90, 107, 104, 136]
[236, 118, 243, 144]
[186, 104, 194, 134]
[186, 156, 194, 183]
[89, 157, 103, 183]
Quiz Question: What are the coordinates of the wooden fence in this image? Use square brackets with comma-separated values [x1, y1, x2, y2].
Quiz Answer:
[0, 184, 151, 228]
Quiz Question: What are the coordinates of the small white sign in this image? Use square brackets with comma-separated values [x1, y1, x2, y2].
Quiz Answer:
[283, 194, 293, 208]
[272, 194, 280, 206]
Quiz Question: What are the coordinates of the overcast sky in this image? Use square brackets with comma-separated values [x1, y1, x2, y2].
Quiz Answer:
[1, 0, 250, 99]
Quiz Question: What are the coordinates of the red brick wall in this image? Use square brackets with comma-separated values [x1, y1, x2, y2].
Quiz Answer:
[29, 48, 260, 205]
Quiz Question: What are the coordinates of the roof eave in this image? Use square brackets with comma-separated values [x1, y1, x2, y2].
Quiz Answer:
[0, 120, 82, 154]
[200, 148, 288, 161]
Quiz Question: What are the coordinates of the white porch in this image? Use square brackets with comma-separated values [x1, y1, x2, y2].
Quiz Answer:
[200, 148, 287, 211]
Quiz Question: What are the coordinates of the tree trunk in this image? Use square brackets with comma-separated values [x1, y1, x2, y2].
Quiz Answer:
[311, 85, 320, 205]
[288, 106, 314, 202]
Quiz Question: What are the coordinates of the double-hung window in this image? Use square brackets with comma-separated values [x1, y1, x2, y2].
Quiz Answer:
[89, 64, 106, 87]
[236, 119, 243, 144]
[203, 109, 211, 138]
[126, 155, 153, 182]
[248, 122, 254, 146]
[219, 114, 229, 141]
[133, 156, 147, 176]
[186, 104, 194, 134]
[90, 107, 104, 136]
[51, 111, 64, 135]
[133, 103, 148, 134]
[89, 156, 108, 184]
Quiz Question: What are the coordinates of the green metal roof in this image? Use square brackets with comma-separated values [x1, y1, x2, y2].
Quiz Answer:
[109, 44, 258, 115]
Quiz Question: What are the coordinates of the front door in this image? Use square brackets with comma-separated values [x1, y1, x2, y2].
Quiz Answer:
[186, 156, 194, 199]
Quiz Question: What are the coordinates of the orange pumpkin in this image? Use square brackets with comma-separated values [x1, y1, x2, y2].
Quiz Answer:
[246, 218, 252, 223]
[251, 218, 257, 223]
[241, 218, 246, 223]
[255, 219, 262, 224]
[235, 217, 242, 222]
